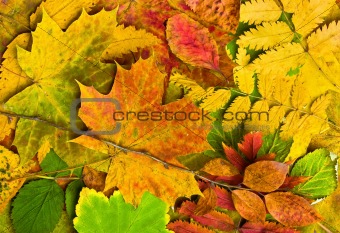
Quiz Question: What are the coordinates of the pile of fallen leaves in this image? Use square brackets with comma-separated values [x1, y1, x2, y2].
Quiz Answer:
[0, 0, 340, 232]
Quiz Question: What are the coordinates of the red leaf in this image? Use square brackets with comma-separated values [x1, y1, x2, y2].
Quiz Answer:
[223, 143, 249, 172]
[214, 186, 235, 210]
[238, 132, 263, 161]
[239, 222, 300, 233]
[280, 176, 312, 189]
[179, 201, 235, 231]
[167, 221, 215, 233]
[166, 13, 220, 70]
[214, 174, 243, 185]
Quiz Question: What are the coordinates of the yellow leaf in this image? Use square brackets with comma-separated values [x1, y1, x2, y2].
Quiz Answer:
[105, 152, 202, 205]
[223, 96, 251, 129]
[292, 0, 335, 38]
[0, 33, 32, 103]
[100, 25, 161, 61]
[200, 89, 231, 112]
[238, 22, 294, 50]
[201, 158, 239, 177]
[0, 146, 26, 213]
[240, 0, 282, 24]
[30, 0, 101, 30]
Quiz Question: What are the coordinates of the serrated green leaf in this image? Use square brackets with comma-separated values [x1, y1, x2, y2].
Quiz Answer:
[290, 149, 337, 199]
[66, 180, 85, 220]
[74, 188, 171, 233]
[257, 131, 293, 162]
[12, 180, 64, 233]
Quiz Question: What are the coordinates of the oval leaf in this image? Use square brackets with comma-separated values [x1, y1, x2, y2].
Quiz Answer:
[166, 13, 220, 70]
[265, 192, 322, 227]
[243, 161, 289, 192]
[232, 190, 266, 222]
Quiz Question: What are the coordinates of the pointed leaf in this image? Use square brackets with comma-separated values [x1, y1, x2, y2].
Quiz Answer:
[238, 132, 263, 161]
[214, 186, 235, 210]
[223, 144, 248, 172]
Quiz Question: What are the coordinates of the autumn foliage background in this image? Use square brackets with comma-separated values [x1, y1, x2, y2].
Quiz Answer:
[1, 0, 340, 232]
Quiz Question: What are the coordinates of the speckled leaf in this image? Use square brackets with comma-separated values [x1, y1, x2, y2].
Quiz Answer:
[232, 190, 266, 222]
[265, 192, 322, 227]
[166, 13, 220, 70]
[243, 161, 289, 192]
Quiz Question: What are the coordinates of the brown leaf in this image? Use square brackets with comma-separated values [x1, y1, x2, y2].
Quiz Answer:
[240, 221, 300, 233]
[280, 176, 312, 189]
[82, 166, 107, 192]
[265, 192, 322, 227]
[201, 158, 240, 177]
[167, 221, 215, 233]
[179, 201, 235, 231]
[232, 190, 266, 222]
[195, 187, 217, 215]
[223, 143, 249, 172]
[214, 186, 235, 210]
[243, 161, 289, 192]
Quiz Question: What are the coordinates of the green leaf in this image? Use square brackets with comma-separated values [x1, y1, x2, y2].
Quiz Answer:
[257, 131, 293, 162]
[177, 150, 221, 170]
[41, 149, 68, 176]
[52, 211, 75, 233]
[207, 121, 243, 155]
[74, 188, 171, 233]
[290, 149, 337, 199]
[12, 180, 64, 233]
[66, 180, 85, 220]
